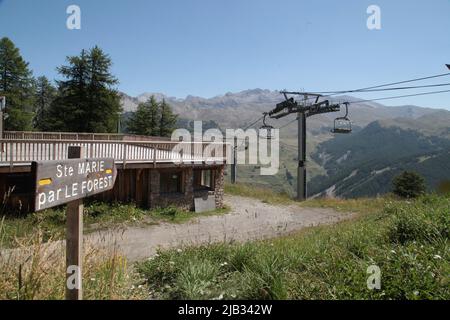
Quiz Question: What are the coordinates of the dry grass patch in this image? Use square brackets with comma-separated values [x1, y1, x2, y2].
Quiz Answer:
[0, 223, 147, 300]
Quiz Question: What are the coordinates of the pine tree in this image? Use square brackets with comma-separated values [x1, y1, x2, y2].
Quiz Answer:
[159, 98, 177, 137]
[0, 37, 35, 131]
[127, 101, 152, 135]
[33, 76, 56, 131]
[45, 46, 121, 132]
[45, 49, 89, 131]
[148, 96, 160, 136]
[85, 46, 121, 132]
[127, 96, 161, 136]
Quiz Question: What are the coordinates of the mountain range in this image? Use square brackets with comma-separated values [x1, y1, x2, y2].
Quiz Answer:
[120, 89, 450, 197]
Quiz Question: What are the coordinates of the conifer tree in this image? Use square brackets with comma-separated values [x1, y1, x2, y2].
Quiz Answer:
[127, 95, 161, 136]
[45, 46, 121, 132]
[33, 76, 56, 131]
[159, 98, 177, 137]
[0, 37, 35, 130]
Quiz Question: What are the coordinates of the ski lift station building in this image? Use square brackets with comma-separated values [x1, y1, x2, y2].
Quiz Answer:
[0, 131, 227, 213]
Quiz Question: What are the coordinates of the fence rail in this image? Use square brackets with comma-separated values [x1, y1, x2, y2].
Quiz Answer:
[0, 139, 227, 168]
[2, 131, 172, 142]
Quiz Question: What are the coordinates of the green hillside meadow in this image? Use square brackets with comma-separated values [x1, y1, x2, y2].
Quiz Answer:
[1, 185, 448, 299]
[137, 188, 449, 300]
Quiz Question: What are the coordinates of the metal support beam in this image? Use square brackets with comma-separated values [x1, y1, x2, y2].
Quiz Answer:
[297, 112, 307, 201]
[231, 136, 237, 184]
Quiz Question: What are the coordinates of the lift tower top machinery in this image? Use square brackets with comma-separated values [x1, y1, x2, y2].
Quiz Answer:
[269, 91, 343, 201]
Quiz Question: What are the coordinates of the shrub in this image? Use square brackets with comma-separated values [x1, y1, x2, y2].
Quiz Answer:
[392, 171, 426, 198]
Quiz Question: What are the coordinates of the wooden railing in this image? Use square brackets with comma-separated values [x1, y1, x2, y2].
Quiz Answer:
[3, 131, 171, 142]
[0, 139, 227, 168]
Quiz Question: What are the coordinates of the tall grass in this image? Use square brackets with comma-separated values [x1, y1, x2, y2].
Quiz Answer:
[0, 220, 147, 300]
[137, 194, 449, 300]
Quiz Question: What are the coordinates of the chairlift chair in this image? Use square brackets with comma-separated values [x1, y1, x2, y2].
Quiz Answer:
[331, 102, 352, 134]
[259, 113, 275, 139]
[0, 96, 5, 111]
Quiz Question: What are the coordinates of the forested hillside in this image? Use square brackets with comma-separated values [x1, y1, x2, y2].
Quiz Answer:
[309, 121, 450, 197]
[121, 90, 450, 198]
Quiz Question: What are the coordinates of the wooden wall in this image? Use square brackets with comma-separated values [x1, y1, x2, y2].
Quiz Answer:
[0, 164, 225, 213]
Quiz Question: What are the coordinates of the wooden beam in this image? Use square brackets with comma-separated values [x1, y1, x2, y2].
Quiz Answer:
[65, 146, 84, 300]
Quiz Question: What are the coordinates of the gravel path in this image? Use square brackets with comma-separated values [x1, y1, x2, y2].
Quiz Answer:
[86, 195, 354, 262]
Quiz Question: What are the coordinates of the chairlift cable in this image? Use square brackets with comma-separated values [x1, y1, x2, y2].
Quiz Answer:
[313, 82, 450, 95]
[285, 71, 450, 103]
[278, 118, 298, 130]
[345, 89, 450, 104]
[243, 115, 264, 130]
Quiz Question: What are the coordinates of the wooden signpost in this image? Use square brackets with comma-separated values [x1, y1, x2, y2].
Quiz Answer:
[31, 146, 117, 300]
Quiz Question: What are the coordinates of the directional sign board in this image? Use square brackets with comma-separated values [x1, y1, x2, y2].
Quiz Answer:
[32, 158, 117, 211]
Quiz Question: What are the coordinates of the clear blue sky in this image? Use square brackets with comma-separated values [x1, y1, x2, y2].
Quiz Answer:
[1, 0, 449, 109]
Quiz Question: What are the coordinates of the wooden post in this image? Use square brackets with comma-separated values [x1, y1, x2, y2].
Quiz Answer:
[66, 146, 84, 300]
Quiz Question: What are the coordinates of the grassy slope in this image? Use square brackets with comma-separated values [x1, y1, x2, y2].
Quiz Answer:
[1, 185, 448, 300]
[137, 186, 449, 300]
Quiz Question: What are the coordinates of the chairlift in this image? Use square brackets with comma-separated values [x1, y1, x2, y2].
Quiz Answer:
[331, 102, 352, 134]
[0, 96, 5, 111]
[259, 113, 275, 139]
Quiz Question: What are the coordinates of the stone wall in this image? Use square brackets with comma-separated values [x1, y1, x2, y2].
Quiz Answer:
[148, 169, 160, 208]
[149, 166, 225, 211]
[214, 166, 225, 208]
[184, 167, 194, 207]
[149, 167, 195, 211]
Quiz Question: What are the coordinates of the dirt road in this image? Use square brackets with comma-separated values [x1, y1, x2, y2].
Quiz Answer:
[86, 195, 353, 262]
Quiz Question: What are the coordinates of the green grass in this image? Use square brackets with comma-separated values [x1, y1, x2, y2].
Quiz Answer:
[0, 202, 230, 248]
[301, 196, 389, 214]
[225, 182, 388, 214]
[150, 206, 230, 224]
[137, 194, 449, 300]
[225, 183, 294, 205]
